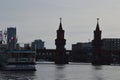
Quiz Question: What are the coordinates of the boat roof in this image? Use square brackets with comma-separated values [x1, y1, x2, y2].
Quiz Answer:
[7, 50, 36, 53]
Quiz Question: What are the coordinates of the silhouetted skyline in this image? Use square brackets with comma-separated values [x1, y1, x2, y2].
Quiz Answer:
[0, 0, 120, 49]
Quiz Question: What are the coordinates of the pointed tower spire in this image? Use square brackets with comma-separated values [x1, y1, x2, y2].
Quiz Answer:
[96, 18, 100, 31]
[94, 18, 101, 40]
[59, 17, 63, 30]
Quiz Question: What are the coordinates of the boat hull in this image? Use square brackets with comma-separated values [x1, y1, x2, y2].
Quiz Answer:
[4, 64, 36, 71]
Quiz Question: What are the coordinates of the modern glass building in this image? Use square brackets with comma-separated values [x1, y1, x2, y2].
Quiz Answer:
[7, 27, 17, 50]
[31, 39, 44, 50]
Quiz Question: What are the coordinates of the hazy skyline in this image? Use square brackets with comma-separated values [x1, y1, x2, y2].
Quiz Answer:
[0, 0, 120, 49]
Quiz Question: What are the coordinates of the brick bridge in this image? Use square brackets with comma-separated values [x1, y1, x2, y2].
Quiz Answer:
[36, 49, 71, 61]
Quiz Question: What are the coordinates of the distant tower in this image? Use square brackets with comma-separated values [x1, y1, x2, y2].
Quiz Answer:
[7, 27, 17, 50]
[92, 18, 103, 65]
[55, 18, 68, 64]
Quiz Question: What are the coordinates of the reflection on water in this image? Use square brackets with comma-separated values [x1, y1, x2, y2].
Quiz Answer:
[92, 65, 103, 80]
[55, 65, 66, 80]
[54, 64, 104, 80]
[0, 64, 120, 80]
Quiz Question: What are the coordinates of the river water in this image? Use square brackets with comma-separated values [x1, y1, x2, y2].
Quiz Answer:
[0, 62, 120, 80]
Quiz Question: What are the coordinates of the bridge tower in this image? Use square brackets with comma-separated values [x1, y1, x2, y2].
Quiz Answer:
[92, 18, 103, 65]
[55, 18, 68, 64]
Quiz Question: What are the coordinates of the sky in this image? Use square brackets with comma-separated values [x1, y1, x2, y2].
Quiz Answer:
[0, 0, 120, 49]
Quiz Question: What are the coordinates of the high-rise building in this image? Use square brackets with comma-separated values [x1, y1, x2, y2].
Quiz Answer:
[102, 38, 120, 50]
[31, 39, 45, 50]
[0, 31, 3, 44]
[7, 27, 17, 50]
